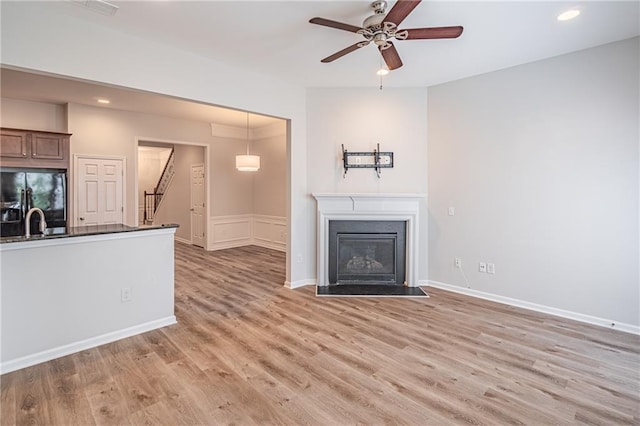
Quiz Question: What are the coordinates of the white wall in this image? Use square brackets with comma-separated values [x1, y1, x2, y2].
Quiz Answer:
[428, 37, 640, 330]
[1, 1, 310, 285]
[0, 98, 67, 132]
[138, 149, 163, 198]
[210, 131, 254, 217]
[306, 88, 429, 281]
[253, 121, 287, 218]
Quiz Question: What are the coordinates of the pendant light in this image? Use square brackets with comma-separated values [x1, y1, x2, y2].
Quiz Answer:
[235, 112, 260, 172]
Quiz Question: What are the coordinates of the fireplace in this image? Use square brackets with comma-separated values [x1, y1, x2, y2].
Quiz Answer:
[312, 193, 425, 287]
[329, 220, 406, 285]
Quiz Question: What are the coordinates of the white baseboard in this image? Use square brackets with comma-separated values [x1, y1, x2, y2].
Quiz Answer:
[0, 316, 177, 374]
[208, 239, 253, 251]
[174, 236, 191, 245]
[253, 240, 286, 252]
[428, 280, 639, 336]
[285, 279, 316, 289]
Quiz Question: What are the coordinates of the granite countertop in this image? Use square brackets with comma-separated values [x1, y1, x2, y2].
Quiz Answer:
[0, 223, 179, 244]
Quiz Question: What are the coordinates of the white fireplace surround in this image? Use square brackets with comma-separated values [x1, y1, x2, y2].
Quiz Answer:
[312, 193, 426, 287]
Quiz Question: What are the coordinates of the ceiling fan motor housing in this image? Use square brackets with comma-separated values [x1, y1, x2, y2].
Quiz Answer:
[363, 1, 387, 30]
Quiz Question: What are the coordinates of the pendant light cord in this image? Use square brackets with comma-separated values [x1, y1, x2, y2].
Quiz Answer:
[246, 112, 250, 154]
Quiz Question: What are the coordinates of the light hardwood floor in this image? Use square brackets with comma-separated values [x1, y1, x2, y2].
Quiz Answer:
[2, 242, 639, 425]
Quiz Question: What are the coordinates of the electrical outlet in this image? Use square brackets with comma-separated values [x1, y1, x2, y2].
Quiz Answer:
[448, 206, 455, 216]
[454, 258, 462, 268]
[121, 287, 132, 303]
[487, 263, 495, 274]
[479, 262, 487, 273]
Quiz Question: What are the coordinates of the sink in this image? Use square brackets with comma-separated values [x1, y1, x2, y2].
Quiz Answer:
[42, 227, 68, 236]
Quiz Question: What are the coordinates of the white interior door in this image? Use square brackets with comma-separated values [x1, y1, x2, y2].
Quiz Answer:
[190, 163, 205, 247]
[77, 157, 124, 226]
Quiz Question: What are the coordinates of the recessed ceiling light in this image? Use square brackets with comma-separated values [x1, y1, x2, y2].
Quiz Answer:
[557, 9, 580, 21]
[377, 68, 389, 76]
[96, 99, 110, 104]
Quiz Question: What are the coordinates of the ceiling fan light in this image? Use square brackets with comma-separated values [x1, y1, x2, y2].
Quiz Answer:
[557, 9, 580, 21]
[236, 155, 260, 172]
[373, 33, 388, 46]
[377, 68, 389, 76]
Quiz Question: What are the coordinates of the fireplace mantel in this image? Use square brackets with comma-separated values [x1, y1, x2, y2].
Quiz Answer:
[312, 193, 426, 287]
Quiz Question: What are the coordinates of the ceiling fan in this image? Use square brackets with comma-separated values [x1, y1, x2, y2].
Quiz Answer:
[309, 0, 463, 71]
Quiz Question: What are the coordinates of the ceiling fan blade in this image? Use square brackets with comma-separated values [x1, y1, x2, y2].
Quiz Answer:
[321, 43, 364, 63]
[383, 0, 422, 26]
[404, 26, 464, 39]
[379, 43, 403, 70]
[309, 17, 363, 33]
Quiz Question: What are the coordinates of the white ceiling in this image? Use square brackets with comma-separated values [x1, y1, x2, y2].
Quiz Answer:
[1, 0, 638, 127]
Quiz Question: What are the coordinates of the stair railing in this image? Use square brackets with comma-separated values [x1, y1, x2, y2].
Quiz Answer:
[143, 148, 175, 224]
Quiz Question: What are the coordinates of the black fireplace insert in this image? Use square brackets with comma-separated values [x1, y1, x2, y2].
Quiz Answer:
[328, 220, 406, 285]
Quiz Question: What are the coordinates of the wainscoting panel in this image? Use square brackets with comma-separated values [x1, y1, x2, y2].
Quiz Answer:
[209, 214, 286, 252]
[209, 215, 252, 250]
[253, 215, 286, 252]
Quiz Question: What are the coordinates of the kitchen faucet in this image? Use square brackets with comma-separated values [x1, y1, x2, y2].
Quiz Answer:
[25, 207, 47, 238]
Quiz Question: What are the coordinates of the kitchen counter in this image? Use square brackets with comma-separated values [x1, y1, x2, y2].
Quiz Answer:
[1, 223, 178, 373]
[0, 223, 178, 244]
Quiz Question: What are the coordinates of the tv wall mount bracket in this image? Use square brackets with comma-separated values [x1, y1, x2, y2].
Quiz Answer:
[342, 143, 393, 178]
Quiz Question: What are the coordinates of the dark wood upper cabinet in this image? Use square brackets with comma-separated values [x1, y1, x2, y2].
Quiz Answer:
[1, 128, 70, 169]
[0, 129, 29, 159]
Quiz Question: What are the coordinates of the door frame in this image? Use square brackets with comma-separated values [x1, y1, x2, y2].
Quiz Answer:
[73, 154, 127, 227]
[134, 137, 210, 250]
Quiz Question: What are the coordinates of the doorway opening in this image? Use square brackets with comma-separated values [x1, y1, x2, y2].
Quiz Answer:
[137, 139, 208, 248]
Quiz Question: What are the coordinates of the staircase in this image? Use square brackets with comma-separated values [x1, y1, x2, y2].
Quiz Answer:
[144, 148, 175, 225]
